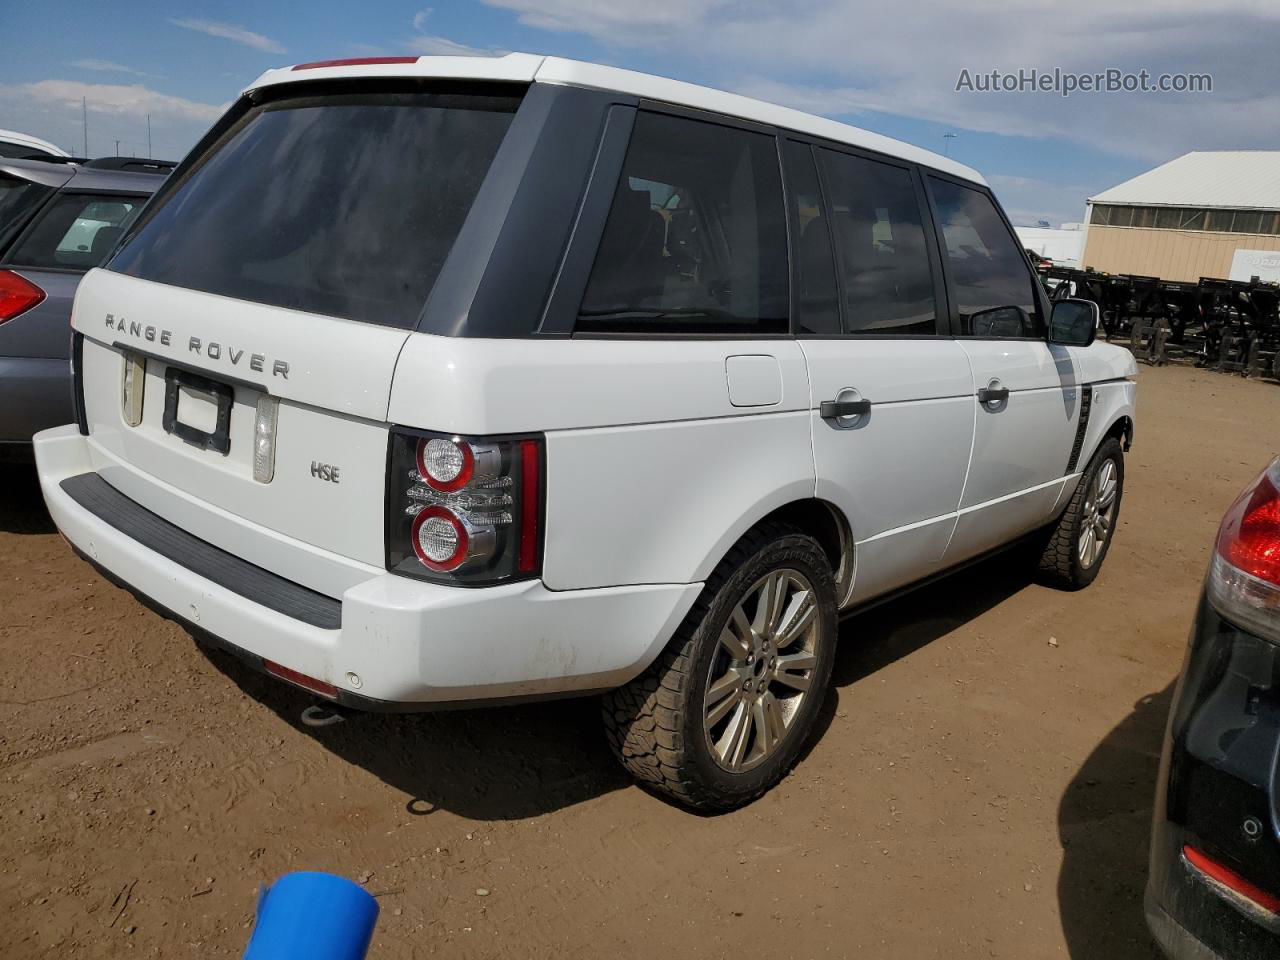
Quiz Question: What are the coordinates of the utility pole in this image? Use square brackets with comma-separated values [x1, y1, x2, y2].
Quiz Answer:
[82, 97, 88, 156]
[943, 132, 957, 156]
[146, 115, 152, 158]
[114, 138, 120, 155]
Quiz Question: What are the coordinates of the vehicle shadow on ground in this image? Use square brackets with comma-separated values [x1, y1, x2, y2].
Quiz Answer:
[205, 646, 632, 820]
[205, 546, 1046, 822]
[0, 463, 55, 534]
[1057, 682, 1174, 959]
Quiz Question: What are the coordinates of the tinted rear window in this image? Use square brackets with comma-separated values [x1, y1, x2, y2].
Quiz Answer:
[110, 88, 521, 329]
[577, 110, 789, 335]
[5, 192, 143, 270]
[0, 176, 52, 250]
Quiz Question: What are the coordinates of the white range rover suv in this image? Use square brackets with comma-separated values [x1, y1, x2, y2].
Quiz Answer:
[34, 54, 1136, 810]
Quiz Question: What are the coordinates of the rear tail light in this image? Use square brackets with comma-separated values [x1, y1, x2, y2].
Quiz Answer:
[0, 269, 45, 323]
[1183, 845, 1280, 915]
[1207, 457, 1280, 644]
[386, 429, 543, 585]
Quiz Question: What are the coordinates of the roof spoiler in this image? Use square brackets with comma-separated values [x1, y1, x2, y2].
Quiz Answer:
[81, 157, 177, 173]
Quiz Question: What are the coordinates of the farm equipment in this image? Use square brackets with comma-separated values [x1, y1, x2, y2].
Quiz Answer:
[1038, 264, 1280, 378]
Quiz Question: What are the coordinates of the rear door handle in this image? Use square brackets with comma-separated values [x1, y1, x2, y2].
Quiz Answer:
[820, 398, 872, 419]
[978, 386, 1010, 405]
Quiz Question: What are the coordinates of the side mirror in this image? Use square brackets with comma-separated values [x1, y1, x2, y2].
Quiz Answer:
[1048, 298, 1099, 347]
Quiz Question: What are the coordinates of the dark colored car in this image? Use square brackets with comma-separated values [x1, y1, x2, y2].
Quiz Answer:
[1148, 456, 1280, 959]
[0, 158, 169, 460]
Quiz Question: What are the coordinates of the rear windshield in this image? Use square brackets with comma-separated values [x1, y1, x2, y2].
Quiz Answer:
[109, 88, 522, 329]
[4, 192, 144, 270]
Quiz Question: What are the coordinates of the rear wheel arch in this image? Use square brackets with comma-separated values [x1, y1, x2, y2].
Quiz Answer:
[737, 499, 854, 608]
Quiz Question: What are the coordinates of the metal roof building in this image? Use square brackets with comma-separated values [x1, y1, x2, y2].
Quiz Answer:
[1081, 151, 1280, 283]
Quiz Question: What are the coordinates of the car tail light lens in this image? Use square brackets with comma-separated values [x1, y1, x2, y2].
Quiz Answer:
[1207, 457, 1280, 644]
[387, 429, 543, 585]
[1183, 845, 1280, 915]
[0, 269, 45, 323]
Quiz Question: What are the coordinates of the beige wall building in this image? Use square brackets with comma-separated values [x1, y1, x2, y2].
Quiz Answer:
[1081, 151, 1280, 283]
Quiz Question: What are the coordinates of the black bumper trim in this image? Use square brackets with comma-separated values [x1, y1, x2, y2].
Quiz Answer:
[60, 472, 342, 629]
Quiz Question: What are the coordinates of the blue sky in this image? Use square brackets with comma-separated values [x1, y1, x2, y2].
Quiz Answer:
[4, 1, 1277, 226]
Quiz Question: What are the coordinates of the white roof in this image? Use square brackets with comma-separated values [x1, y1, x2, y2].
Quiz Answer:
[0, 128, 69, 157]
[1089, 151, 1280, 211]
[248, 53, 984, 185]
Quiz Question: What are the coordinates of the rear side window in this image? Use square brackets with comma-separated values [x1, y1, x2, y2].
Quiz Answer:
[577, 110, 788, 335]
[110, 88, 521, 329]
[0, 176, 52, 250]
[819, 149, 938, 336]
[928, 177, 1043, 337]
[5, 192, 142, 270]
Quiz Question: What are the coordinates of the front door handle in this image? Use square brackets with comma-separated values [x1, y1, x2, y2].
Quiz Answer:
[978, 385, 1010, 405]
[820, 398, 872, 419]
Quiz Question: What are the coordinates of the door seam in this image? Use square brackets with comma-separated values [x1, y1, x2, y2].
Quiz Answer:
[943, 344, 980, 558]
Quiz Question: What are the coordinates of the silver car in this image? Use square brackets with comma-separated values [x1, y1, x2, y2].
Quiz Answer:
[0, 157, 168, 460]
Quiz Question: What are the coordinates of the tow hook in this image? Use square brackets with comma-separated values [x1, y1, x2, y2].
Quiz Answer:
[300, 703, 351, 728]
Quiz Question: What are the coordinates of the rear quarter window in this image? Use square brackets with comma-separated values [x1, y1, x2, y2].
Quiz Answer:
[109, 87, 522, 330]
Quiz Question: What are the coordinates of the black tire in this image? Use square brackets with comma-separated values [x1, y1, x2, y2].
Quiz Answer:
[602, 522, 837, 811]
[1038, 437, 1125, 590]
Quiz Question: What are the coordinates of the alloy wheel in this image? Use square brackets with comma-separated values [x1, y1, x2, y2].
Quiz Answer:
[703, 569, 819, 772]
[1079, 458, 1119, 568]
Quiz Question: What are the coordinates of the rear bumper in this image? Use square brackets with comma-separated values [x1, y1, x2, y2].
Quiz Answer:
[35, 425, 701, 707]
[1146, 599, 1280, 959]
[0, 356, 70, 443]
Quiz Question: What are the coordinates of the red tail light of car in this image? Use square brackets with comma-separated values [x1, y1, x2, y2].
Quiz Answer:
[1208, 457, 1280, 644]
[0, 270, 45, 323]
[386, 429, 544, 585]
[1183, 845, 1280, 915]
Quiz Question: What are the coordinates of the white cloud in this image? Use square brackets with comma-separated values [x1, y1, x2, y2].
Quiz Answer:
[406, 34, 501, 57]
[7, 80, 225, 123]
[407, 9, 502, 57]
[70, 59, 158, 79]
[0, 80, 226, 158]
[170, 17, 285, 54]
[481, 0, 1280, 165]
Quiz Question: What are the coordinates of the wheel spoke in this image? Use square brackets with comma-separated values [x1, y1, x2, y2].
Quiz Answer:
[762, 691, 786, 739]
[716, 701, 753, 770]
[705, 676, 743, 729]
[1096, 463, 1117, 508]
[774, 590, 815, 649]
[752, 696, 778, 758]
[721, 606, 752, 660]
[773, 650, 815, 691]
[1079, 525, 1096, 566]
[706, 667, 741, 707]
[753, 572, 786, 638]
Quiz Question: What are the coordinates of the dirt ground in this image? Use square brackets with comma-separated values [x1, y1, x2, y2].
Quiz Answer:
[3, 362, 1278, 959]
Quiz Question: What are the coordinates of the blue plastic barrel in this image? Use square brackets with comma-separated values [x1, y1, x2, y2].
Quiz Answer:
[243, 872, 379, 960]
